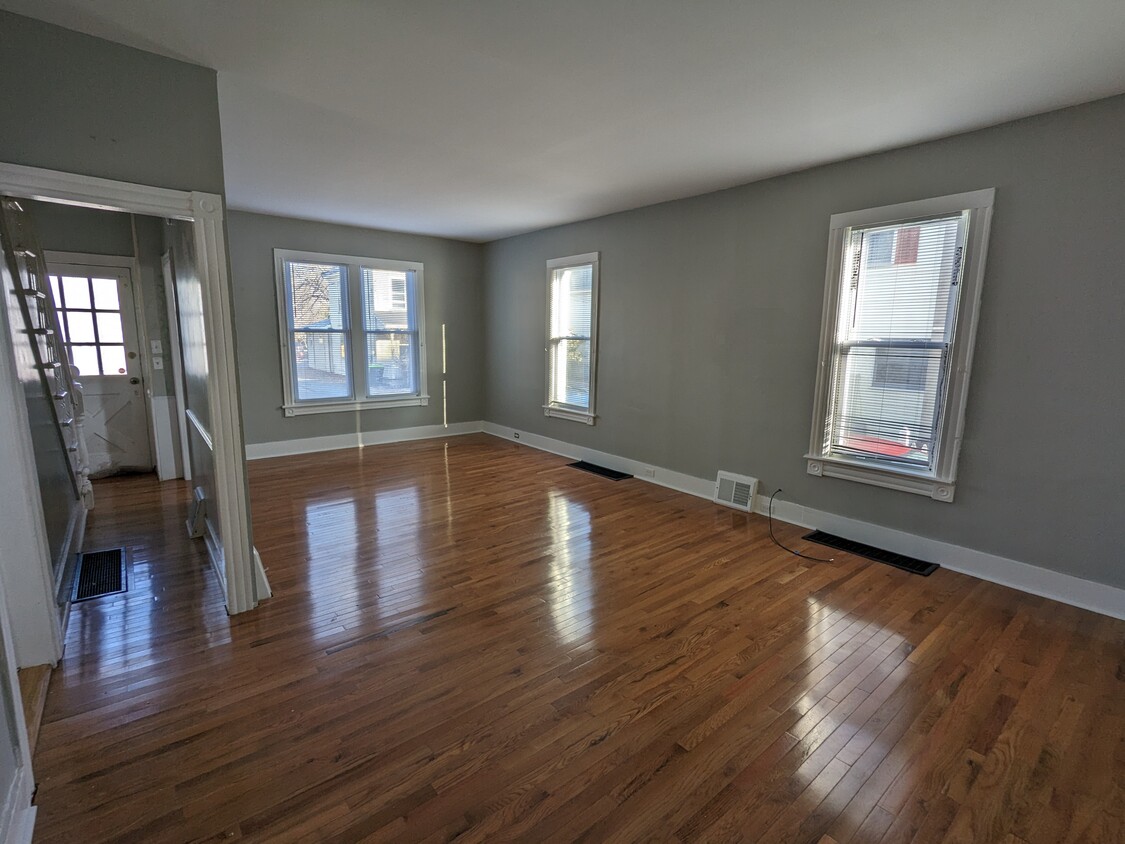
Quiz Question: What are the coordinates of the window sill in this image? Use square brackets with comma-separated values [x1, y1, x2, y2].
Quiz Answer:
[805, 454, 955, 502]
[544, 405, 596, 425]
[284, 395, 430, 417]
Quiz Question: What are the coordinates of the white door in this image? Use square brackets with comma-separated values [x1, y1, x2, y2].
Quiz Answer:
[48, 264, 152, 477]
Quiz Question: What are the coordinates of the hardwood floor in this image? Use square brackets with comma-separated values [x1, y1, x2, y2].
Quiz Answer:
[31, 434, 1123, 843]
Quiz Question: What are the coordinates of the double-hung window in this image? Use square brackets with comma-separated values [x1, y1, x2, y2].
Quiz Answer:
[545, 252, 599, 424]
[807, 190, 994, 501]
[275, 249, 427, 416]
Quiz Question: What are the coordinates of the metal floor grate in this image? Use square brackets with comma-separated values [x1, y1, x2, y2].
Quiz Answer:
[569, 461, 633, 481]
[73, 547, 128, 601]
[803, 531, 939, 576]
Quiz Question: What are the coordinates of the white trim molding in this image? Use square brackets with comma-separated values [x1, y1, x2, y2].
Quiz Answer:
[0, 161, 263, 615]
[545, 251, 599, 425]
[479, 423, 1125, 621]
[806, 188, 995, 501]
[274, 248, 429, 417]
[246, 420, 483, 460]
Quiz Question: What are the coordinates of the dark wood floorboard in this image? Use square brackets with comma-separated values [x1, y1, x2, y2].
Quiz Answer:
[30, 434, 1124, 843]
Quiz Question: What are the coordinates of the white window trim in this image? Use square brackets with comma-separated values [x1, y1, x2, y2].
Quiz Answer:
[274, 248, 429, 416]
[806, 188, 995, 502]
[544, 251, 600, 425]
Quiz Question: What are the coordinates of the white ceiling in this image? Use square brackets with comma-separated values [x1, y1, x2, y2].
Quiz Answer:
[5, 1, 1125, 241]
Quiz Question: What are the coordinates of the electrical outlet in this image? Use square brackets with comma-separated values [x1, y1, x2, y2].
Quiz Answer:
[513, 432, 520, 439]
[640, 466, 656, 479]
[152, 356, 164, 370]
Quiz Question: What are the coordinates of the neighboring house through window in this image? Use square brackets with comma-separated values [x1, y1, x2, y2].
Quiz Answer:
[275, 249, 427, 416]
[545, 252, 599, 424]
[806, 190, 994, 501]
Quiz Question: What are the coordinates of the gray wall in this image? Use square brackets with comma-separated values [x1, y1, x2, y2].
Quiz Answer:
[483, 94, 1125, 589]
[227, 211, 485, 445]
[24, 201, 176, 396]
[0, 10, 224, 194]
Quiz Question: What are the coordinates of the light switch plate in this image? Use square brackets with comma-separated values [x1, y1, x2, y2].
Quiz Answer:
[150, 339, 163, 355]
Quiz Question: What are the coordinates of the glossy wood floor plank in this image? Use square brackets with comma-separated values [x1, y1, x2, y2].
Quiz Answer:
[30, 434, 1124, 843]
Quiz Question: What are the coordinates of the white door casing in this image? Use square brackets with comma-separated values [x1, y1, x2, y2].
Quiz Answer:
[0, 160, 265, 616]
[47, 263, 152, 476]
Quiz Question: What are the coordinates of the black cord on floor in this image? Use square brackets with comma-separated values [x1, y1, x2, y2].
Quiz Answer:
[768, 488, 834, 562]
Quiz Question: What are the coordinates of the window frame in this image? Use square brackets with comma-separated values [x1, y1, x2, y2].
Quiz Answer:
[274, 248, 428, 417]
[806, 189, 995, 502]
[543, 252, 600, 425]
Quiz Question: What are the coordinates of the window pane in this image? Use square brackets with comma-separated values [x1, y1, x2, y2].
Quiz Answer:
[366, 332, 417, 396]
[827, 213, 966, 468]
[549, 265, 593, 339]
[91, 277, 120, 310]
[101, 345, 127, 375]
[549, 338, 591, 408]
[96, 311, 124, 344]
[62, 276, 91, 309]
[287, 262, 346, 330]
[68, 345, 100, 377]
[362, 268, 410, 330]
[50, 275, 61, 306]
[293, 330, 351, 400]
[67, 311, 95, 343]
[831, 344, 945, 465]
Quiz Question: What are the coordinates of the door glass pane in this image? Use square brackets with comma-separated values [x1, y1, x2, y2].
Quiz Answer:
[366, 332, 416, 396]
[96, 312, 124, 344]
[91, 277, 120, 310]
[101, 345, 127, 375]
[62, 276, 91, 309]
[67, 311, 95, 343]
[293, 331, 350, 400]
[69, 345, 100, 376]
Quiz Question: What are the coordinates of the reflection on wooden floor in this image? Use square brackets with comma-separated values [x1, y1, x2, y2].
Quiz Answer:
[31, 434, 1124, 842]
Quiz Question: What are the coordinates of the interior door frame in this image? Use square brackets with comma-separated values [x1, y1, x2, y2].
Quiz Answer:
[0, 161, 261, 615]
[43, 253, 156, 476]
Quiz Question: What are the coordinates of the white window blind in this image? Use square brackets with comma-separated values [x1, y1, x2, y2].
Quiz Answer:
[824, 213, 967, 469]
[545, 253, 599, 423]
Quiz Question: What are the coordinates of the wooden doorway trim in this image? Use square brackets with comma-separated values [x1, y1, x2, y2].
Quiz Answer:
[0, 161, 262, 615]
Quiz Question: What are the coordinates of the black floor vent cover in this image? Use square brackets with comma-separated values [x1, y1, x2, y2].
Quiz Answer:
[803, 531, 939, 576]
[569, 461, 633, 481]
[73, 547, 128, 601]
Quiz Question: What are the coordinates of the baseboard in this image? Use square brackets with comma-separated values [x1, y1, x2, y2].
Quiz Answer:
[53, 501, 87, 610]
[203, 517, 226, 597]
[245, 420, 484, 460]
[479, 422, 714, 499]
[480, 424, 1125, 621]
[0, 764, 36, 844]
[252, 546, 272, 600]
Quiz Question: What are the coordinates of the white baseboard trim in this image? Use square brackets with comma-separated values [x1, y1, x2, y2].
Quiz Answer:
[479, 422, 715, 499]
[480, 424, 1125, 621]
[0, 765, 36, 844]
[252, 546, 272, 600]
[203, 517, 227, 599]
[245, 420, 484, 460]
